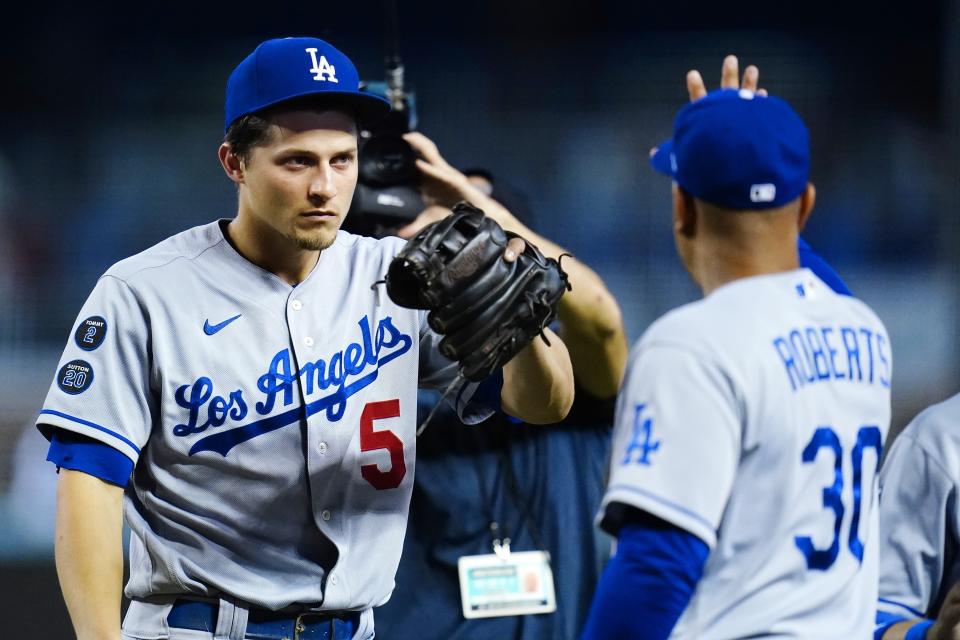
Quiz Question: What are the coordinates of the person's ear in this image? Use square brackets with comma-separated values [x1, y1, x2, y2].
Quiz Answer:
[797, 183, 816, 231]
[673, 184, 697, 237]
[218, 143, 245, 185]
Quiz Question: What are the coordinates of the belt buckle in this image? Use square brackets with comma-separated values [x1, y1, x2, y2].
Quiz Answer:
[293, 612, 330, 639]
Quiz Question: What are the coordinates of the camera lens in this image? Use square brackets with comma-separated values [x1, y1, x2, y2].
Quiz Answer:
[360, 134, 418, 186]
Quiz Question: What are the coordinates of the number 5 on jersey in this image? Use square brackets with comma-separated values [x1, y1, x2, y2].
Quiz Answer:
[360, 399, 406, 490]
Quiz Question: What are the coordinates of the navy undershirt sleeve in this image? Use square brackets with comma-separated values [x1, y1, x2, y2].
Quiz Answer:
[581, 510, 709, 640]
[46, 429, 134, 488]
[474, 369, 504, 411]
[798, 237, 852, 296]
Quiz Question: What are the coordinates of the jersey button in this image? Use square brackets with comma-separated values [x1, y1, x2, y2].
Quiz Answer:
[304, 336, 315, 348]
[318, 442, 328, 454]
[329, 574, 338, 586]
[321, 509, 332, 521]
[291, 299, 303, 311]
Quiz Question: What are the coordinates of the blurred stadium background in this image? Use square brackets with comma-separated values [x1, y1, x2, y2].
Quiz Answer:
[1, 1, 956, 636]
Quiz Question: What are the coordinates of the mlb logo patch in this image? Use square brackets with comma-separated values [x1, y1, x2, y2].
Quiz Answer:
[750, 183, 776, 203]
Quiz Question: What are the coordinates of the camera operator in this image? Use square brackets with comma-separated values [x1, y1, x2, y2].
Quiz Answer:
[372, 132, 629, 640]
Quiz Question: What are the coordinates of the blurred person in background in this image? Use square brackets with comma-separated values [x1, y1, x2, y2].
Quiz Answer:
[372, 131, 629, 640]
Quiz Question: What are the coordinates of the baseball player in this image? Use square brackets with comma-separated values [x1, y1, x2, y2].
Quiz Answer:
[874, 393, 960, 640]
[38, 37, 573, 640]
[581, 57, 892, 639]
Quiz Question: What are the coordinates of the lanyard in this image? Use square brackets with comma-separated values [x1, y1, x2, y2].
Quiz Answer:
[471, 435, 511, 558]
[469, 423, 550, 562]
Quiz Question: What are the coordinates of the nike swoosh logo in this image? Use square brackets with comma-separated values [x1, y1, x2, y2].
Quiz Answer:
[203, 314, 242, 336]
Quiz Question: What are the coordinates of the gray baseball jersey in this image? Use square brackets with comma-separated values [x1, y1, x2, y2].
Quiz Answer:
[601, 269, 891, 638]
[877, 392, 960, 620]
[37, 220, 493, 614]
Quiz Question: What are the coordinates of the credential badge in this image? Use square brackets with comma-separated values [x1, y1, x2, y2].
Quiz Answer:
[306, 48, 338, 83]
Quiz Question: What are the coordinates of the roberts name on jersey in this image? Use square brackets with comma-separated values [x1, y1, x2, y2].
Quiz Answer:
[772, 322, 891, 392]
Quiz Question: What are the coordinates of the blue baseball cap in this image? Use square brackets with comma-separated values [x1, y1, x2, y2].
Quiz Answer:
[224, 37, 391, 132]
[650, 89, 810, 210]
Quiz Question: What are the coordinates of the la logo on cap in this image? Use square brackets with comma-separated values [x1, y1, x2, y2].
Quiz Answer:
[306, 48, 338, 83]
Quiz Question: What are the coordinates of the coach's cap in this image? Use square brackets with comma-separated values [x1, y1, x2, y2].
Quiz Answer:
[650, 88, 810, 210]
[224, 37, 391, 132]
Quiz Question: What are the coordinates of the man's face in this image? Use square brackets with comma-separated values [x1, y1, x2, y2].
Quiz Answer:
[239, 109, 358, 251]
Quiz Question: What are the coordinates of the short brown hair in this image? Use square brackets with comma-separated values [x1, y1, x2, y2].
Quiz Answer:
[224, 113, 276, 164]
[223, 97, 359, 163]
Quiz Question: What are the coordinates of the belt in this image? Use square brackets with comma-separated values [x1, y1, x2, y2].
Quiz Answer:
[167, 599, 360, 639]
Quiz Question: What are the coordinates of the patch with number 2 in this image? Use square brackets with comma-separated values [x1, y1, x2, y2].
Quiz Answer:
[74, 316, 108, 351]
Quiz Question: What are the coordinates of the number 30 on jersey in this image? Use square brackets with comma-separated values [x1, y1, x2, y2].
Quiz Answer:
[795, 425, 882, 570]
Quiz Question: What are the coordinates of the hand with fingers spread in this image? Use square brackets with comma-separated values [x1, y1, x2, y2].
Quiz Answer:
[651, 55, 769, 160]
[686, 54, 768, 102]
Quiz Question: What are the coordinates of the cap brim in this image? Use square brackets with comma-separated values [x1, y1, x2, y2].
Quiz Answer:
[649, 139, 675, 177]
[226, 90, 391, 131]
[338, 92, 392, 125]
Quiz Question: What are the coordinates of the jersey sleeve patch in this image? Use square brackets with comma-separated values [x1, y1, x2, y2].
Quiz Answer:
[37, 275, 153, 461]
[74, 315, 108, 351]
[56, 360, 95, 395]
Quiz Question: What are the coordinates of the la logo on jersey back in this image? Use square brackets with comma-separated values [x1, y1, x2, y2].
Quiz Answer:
[306, 48, 338, 83]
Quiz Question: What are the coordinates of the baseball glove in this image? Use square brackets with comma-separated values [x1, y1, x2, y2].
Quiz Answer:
[385, 201, 570, 382]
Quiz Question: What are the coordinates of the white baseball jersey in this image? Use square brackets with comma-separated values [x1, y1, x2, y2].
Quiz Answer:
[37, 220, 493, 616]
[877, 392, 960, 621]
[600, 269, 892, 639]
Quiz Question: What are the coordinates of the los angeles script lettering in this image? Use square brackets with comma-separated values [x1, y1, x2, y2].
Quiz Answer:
[173, 315, 412, 436]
